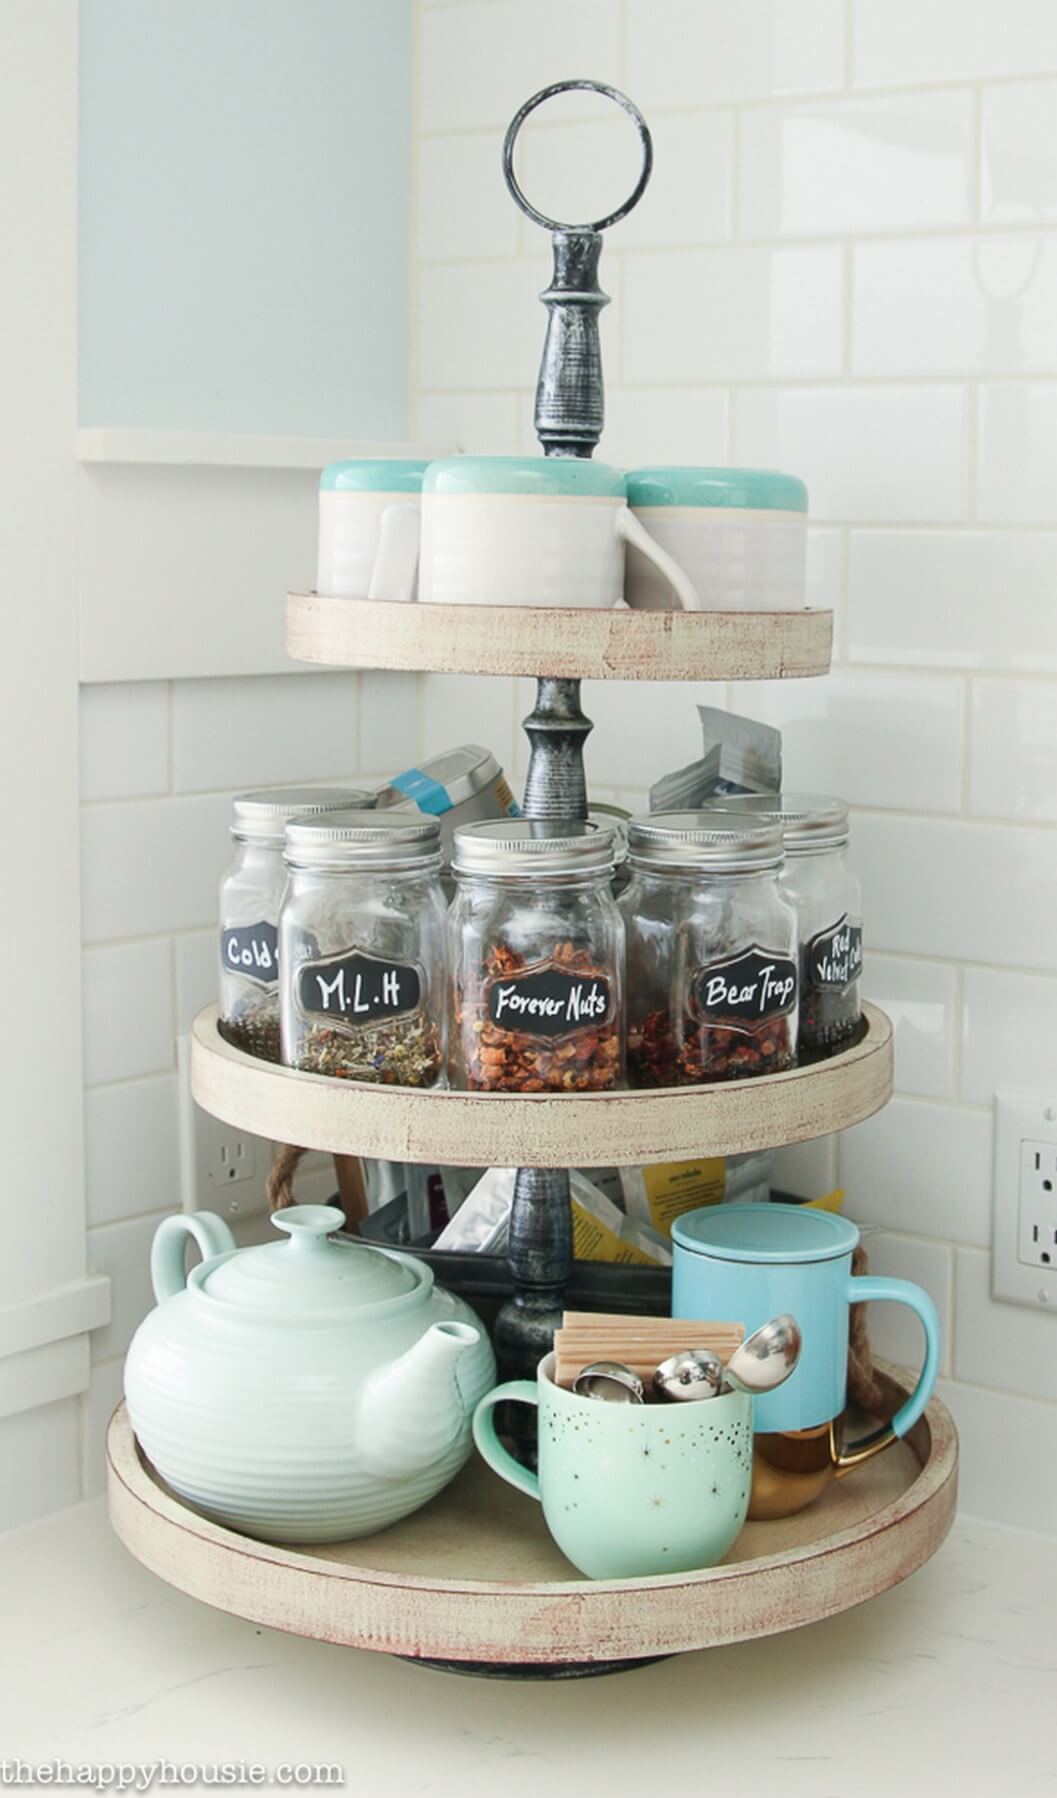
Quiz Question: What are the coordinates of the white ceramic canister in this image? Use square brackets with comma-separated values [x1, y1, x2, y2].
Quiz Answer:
[625, 467, 808, 613]
[316, 458, 429, 600]
[419, 455, 699, 610]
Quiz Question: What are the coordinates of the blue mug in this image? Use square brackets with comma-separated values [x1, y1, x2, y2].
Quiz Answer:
[672, 1203, 940, 1444]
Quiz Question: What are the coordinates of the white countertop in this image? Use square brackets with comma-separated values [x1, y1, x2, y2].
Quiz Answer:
[1, 1499, 1054, 1798]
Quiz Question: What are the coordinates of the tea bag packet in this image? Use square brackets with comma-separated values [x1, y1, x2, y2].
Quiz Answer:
[432, 1167, 516, 1253]
[620, 1150, 775, 1240]
[698, 705, 782, 795]
[569, 1169, 671, 1267]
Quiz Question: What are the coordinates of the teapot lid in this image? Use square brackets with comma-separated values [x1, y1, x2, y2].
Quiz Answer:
[197, 1205, 421, 1315]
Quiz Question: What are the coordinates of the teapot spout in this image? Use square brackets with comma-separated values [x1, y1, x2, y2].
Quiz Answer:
[354, 1321, 480, 1481]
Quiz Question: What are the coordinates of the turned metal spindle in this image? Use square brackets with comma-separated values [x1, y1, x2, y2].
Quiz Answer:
[493, 80, 653, 1377]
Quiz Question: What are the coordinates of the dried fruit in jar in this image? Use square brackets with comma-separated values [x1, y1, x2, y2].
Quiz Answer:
[456, 939, 621, 1093]
[629, 945, 797, 1087]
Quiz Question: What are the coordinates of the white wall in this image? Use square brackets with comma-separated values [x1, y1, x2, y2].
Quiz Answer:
[0, 2, 417, 1531]
[411, 0, 1057, 1532]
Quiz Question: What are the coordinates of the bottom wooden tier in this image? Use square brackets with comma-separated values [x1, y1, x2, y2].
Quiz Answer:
[107, 1372, 957, 1674]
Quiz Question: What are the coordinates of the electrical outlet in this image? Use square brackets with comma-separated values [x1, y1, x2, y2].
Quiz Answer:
[993, 1092, 1057, 1310]
[176, 1035, 345, 1240]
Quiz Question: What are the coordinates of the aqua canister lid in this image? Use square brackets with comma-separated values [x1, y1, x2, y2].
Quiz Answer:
[320, 459, 431, 493]
[424, 455, 626, 499]
[627, 467, 808, 513]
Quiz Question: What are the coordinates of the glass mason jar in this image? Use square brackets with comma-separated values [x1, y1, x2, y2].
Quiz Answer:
[620, 812, 799, 1086]
[703, 794, 863, 1058]
[449, 820, 624, 1093]
[218, 786, 371, 1061]
[279, 812, 447, 1086]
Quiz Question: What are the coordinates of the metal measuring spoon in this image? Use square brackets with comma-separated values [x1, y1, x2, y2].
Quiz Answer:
[572, 1360, 646, 1404]
[723, 1314, 802, 1395]
[653, 1347, 724, 1403]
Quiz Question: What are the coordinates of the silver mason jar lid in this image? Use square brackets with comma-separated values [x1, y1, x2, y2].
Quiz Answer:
[232, 786, 372, 846]
[627, 811, 784, 873]
[284, 810, 442, 870]
[453, 818, 617, 878]
[698, 792, 849, 852]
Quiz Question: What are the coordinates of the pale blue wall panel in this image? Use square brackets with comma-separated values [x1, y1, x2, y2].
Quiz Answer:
[79, 0, 411, 435]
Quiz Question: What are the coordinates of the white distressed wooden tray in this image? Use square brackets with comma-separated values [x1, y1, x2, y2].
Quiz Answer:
[287, 592, 833, 682]
[106, 1374, 957, 1671]
[192, 1002, 892, 1167]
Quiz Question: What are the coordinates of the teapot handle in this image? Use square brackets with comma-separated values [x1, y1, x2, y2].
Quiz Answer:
[151, 1212, 238, 1301]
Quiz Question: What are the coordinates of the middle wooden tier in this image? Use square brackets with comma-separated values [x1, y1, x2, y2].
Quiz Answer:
[191, 1001, 892, 1168]
[287, 592, 833, 682]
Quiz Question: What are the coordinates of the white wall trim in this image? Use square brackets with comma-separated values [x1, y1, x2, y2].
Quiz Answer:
[0, 1275, 111, 1363]
[0, 1337, 91, 1422]
[76, 428, 450, 471]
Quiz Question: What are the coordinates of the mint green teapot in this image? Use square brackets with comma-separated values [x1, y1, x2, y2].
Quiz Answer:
[124, 1205, 496, 1544]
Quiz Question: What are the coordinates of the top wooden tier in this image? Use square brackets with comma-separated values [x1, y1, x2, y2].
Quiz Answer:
[287, 593, 833, 683]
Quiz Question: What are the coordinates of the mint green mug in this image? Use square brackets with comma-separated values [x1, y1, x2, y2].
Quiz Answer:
[473, 1353, 753, 1579]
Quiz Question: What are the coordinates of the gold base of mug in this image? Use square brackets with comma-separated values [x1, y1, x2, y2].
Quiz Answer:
[748, 1415, 898, 1521]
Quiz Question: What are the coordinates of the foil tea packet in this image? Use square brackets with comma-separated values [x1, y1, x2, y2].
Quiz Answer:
[650, 708, 782, 811]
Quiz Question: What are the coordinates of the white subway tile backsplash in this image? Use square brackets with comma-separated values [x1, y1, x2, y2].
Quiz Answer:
[414, 391, 522, 456]
[83, 1075, 180, 1229]
[418, 260, 548, 391]
[516, 678, 728, 793]
[970, 678, 1057, 822]
[982, 79, 1057, 225]
[174, 929, 217, 1035]
[861, 1232, 952, 1378]
[853, 236, 1057, 378]
[961, 967, 1057, 1106]
[624, 247, 843, 384]
[418, 133, 519, 262]
[733, 387, 969, 523]
[0, 1400, 81, 1533]
[853, 811, 1057, 971]
[839, 1098, 993, 1248]
[625, 0, 845, 108]
[601, 388, 729, 468]
[81, 1357, 125, 1499]
[171, 673, 361, 794]
[853, 0, 1057, 87]
[737, 91, 974, 238]
[848, 530, 1057, 671]
[771, 1134, 838, 1200]
[423, 673, 516, 768]
[955, 1247, 1057, 1406]
[88, 1209, 175, 1364]
[79, 683, 169, 802]
[735, 671, 964, 813]
[419, 1, 622, 134]
[519, 110, 734, 251]
[862, 953, 957, 1100]
[938, 1379, 1057, 1534]
[82, 941, 175, 1086]
[359, 670, 421, 776]
[978, 383, 1057, 523]
[81, 792, 232, 943]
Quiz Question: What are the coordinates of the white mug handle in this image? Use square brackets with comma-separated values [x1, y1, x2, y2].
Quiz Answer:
[616, 506, 700, 612]
[367, 501, 421, 604]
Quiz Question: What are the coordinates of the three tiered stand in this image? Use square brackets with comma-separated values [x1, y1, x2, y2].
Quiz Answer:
[108, 81, 957, 1676]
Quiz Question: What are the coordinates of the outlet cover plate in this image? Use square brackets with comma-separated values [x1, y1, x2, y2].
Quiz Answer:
[993, 1089, 1057, 1311]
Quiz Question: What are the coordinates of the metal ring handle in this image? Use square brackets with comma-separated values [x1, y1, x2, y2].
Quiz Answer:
[502, 79, 653, 234]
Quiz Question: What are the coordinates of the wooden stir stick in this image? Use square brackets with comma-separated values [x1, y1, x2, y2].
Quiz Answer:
[554, 1312, 745, 1389]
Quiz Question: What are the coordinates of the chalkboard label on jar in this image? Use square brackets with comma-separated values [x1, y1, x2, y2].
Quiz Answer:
[297, 949, 422, 1024]
[689, 946, 798, 1026]
[805, 916, 863, 992]
[220, 922, 279, 988]
[487, 966, 612, 1039]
